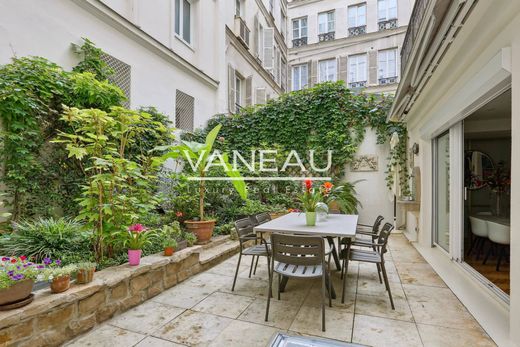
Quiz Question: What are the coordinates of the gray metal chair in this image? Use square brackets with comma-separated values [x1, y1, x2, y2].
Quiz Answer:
[232, 218, 271, 291]
[251, 212, 272, 275]
[340, 222, 395, 309]
[266, 233, 331, 332]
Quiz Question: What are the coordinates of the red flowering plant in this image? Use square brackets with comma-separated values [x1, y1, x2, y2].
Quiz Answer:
[120, 224, 154, 250]
[299, 179, 323, 212]
[486, 166, 511, 193]
[0, 256, 41, 289]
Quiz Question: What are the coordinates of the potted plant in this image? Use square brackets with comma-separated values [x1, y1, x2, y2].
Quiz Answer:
[76, 262, 96, 284]
[160, 222, 181, 256]
[122, 224, 153, 266]
[160, 124, 247, 244]
[300, 179, 322, 226]
[0, 256, 40, 309]
[183, 232, 197, 247]
[40, 260, 77, 294]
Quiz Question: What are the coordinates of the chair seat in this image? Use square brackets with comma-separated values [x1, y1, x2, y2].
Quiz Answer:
[349, 249, 381, 263]
[273, 262, 323, 278]
[351, 239, 377, 248]
[243, 244, 271, 256]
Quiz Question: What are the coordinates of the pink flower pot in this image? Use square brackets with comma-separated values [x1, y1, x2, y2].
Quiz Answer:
[128, 249, 142, 266]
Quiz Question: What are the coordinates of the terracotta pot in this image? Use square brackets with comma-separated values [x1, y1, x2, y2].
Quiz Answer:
[51, 275, 71, 293]
[184, 219, 216, 244]
[76, 268, 95, 284]
[0, 279, 34, 306]
[164, 246, 175, 256]
[128, 249, 142, 266]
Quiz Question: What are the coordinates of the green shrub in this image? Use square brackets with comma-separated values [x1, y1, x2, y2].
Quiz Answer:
[0, 218, 92, 264]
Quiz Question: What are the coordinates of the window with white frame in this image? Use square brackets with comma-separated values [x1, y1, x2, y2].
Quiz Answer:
[292, 64, 308, 91]
[235, 0, 241, 17]
[257, 22, 264, 59]
[348, 3, 366, 28]
[378, 0, 397, 21]
[235, 74, 244, 108]
[378, 49, 397, 79]
[175, 0, 191, 43]
[348, 54, 367, 83]
[318, 11, 335, 34]
[281, 10, 287, 38]
[318, 59, 337, 82]
[292, 17, 307, 39]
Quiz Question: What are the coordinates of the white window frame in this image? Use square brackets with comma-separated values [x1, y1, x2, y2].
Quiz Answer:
[292, 64, 308, 91]
[318, 59, 337, 83]
[378, 0, 397, 21]
[348, 53, 367, 83]
[318, 11, 335, 34]
[235, 73, 244, 108]
[292, 17, 308, 39]
[235, 0, 242, 17]
[378, 48, 397, 79]
[348, 3, 367, 28]
[175, 0, 192, 44]
[281, 10, 287, 38]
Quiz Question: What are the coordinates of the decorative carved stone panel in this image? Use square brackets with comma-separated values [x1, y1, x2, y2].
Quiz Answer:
[351, 155, 378, 172]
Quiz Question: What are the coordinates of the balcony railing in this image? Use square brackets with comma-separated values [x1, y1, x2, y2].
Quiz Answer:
[379, 76, 398, 85]
[292, 37, 308, 47]
[348, 25, 366, 37]
[378, 18, 398, 31]
[401, 0, 429, 74]
[348, 81, 367, 88]
[318, 32, 335, 42]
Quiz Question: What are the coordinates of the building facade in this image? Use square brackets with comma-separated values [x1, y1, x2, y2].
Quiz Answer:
[390, 0, 520, 345]
[0, 0, 288, 132]
[287, 0, 414, 94]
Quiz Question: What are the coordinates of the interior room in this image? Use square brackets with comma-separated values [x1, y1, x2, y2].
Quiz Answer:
[463, 89, 511, 295]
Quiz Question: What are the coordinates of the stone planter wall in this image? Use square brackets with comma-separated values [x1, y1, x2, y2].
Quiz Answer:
[0, 238, 239, 347]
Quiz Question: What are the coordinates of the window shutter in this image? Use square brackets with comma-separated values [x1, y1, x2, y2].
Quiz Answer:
[310, 60, 317, 86]
[255, 87, 266, 104]
[245, 76, 253, 106]
[263, 28, 274, 70]
[288, 67, 293, 91]
[253, 15, 259, 57]
[339, 56, 348, 83]
[368, 51, 378, 85]
[228, 64, 236, 113]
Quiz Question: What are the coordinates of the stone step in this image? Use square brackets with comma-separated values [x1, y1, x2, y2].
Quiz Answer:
[199, 235, 231, 250]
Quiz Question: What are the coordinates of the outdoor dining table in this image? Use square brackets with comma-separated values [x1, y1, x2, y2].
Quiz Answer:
[254, 212, 359, 299]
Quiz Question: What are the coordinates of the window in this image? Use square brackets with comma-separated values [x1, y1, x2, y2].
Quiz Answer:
[348, 3, 366, 28]
[235, 0, 241, 17]
[318, 11, 335, 34]
[378, 49, 397, 79]
[348, 54, 367, 83]
[235, 75, 243, 108]
[257, 22, 264, 59]
[175, 90, 194, 131]
[175, 0, 191, 44]
[378, 0, 397, 21]
[292, 17, 307, 39]
[292, 64, 308, 91]
[281, 10, 287, 38]
[318, 59, 337, 82]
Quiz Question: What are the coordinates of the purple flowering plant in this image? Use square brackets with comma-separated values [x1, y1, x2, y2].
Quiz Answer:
[0, 256, 40, 289]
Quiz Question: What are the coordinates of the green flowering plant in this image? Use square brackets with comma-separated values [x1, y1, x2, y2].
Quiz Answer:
[184, 232, 197, 247]
[0, 256, 41, 289]
[76, 262, 97, 271]
[37, 258, 77, 281]
[299, 179, 322, 212]
[160, 222, 181, 248]
[120, 224, 154, 250]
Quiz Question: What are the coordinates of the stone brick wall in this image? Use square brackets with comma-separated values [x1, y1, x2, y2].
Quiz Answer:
[0, 239, 239, 347]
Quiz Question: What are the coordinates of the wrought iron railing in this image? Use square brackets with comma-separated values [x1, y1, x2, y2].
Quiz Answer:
[401, 0, 429, 74]
[292, 37, 308, 47]
[379, 76, 398, 85]
[348, 25, 366, 37]
[348, 81, 367, 88]
[378, 18, 398, 31]
[318, 32, 335, 42]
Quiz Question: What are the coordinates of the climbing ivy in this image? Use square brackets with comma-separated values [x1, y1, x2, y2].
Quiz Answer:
[185, 82, 409, 194]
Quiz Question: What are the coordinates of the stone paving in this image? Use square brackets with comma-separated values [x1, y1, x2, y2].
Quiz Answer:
[66, 234, 496, 347]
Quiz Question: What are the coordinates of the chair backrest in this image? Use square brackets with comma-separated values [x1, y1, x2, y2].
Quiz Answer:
[255, 212, 271, 225]
[487, 222, 510, 245]
[372, 215, 385, 233]
[271, 233, 324, 266]
[469, 217, 488, 237]
[376, 222, 394, 254]
[234, 218, 255, 240]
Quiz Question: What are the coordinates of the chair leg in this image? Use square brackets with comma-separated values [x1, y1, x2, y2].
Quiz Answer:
[376, 263, 383, 284]
[483, 242, 493, 265]
[496, 245, 505, 272]
[328, 270, 332, 308]
[341, 258, 350, 304]
[381, 261, 395, 310]
[265, 268, 274, 322]
[277, 273, 281, 300]
[321, 273, 326, 332]
[340, 258, 345, 279]
[232, 253, 243, 291]
[248, 256, 255, 278]
[466, 234, 476, 257]
[476, 238, 486, 260]
[253, 255, 260, 275]
[266, 255, 273, 298]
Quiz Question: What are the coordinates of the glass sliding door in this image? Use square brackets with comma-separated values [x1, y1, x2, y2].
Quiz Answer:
[434, 132, 450, 251]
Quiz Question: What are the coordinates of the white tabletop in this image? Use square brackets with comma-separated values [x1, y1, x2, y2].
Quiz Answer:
[254, 212, 359, 238]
